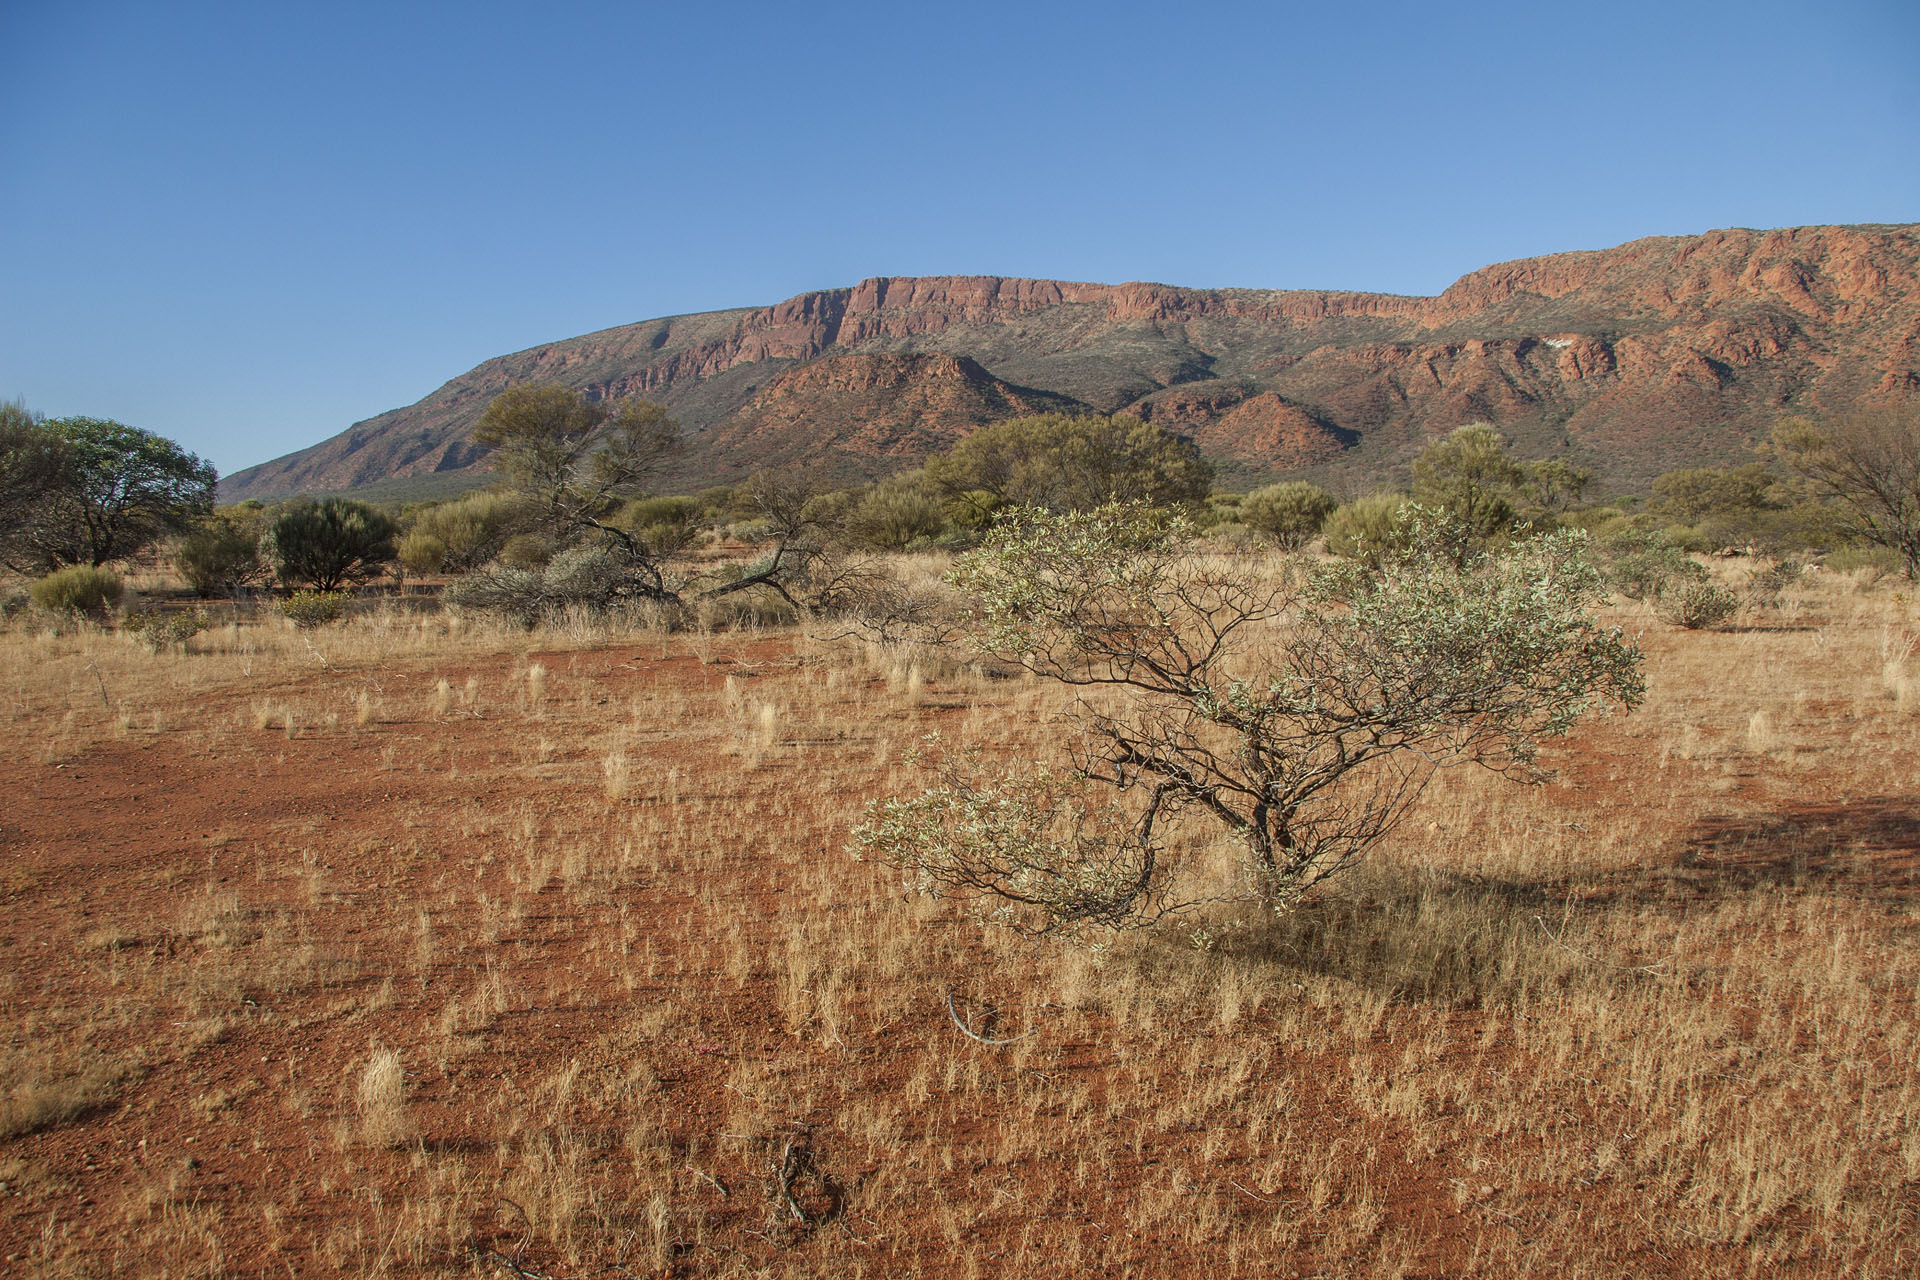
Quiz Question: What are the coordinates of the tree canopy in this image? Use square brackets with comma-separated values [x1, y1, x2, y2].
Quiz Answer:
[925, 413, 1212, 516]
[1, 415, 215, 571]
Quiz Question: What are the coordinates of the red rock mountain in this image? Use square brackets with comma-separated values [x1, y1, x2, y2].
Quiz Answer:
[222, 224, 1920, 500]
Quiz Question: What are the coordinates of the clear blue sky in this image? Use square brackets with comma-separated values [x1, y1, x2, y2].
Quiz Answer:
[4, 0, 1916, 478]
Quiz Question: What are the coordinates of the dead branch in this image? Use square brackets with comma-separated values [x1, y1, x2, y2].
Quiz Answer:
[945, 990, 1037, 1046]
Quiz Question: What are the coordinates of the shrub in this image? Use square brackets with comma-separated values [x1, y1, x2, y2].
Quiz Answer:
[263, 498, 398, 590]
[1657, 579, 1740, 629]
[173, 510, 266, 596]
[276, 589, 350, 628]
[854, 504, 1644, 936]
[1324, 494, 1414, 564]
[1597, 528, 1703, 600]
[1241, 481, 1337, 551]
[396, 490, 532, 575]
[29, 565, 124, 615]
[122, 606, 211, 650]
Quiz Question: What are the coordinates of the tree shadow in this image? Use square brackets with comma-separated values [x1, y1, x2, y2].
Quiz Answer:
[1664, 797, 1920, 904]
[1226, 797, 1919, 1007]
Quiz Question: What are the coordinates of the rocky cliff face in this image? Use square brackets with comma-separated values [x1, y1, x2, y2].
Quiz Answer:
[222, 224, 1920, 500]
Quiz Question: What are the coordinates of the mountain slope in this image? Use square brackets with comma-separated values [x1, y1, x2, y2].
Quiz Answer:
[223, 224, 1920, 501]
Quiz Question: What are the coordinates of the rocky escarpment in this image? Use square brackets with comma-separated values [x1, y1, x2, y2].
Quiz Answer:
[223, 223, 1920, 500]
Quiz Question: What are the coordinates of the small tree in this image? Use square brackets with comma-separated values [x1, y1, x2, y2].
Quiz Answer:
[926, 413, 1212, 517]
[854, 505, 1644, 936]
[1241, 481, 1336, 551]
[1772, 410, 1920, 576]
[1411, 423, 1526, 538]
[263, 498, 398, 591]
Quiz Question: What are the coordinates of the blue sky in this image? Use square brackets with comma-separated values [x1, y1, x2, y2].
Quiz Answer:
[3, 0, 1916, 478]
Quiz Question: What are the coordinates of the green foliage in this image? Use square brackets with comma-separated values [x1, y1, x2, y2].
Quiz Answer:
[3, 416, 215, 571]
[396, 490, 532, 574]
[263, 498, 398, 591]
[1240, 481, 1336, 551]
[1656, 578, 1741, 630]
[122, 606, 211, 651]
[1773, 410, 1920, 576]
[925, 413, 1211, 516]
[856, 504, 1644, 936]
[1595, 528, 1704, 600]
[29, 565, 124, 615]
[1323, 493, 1414, 564]
[276, 589, 350, 628]
[841, 470, 952, 550]
[1411, 424, 1526, 536]
[172, 507, 267, 597]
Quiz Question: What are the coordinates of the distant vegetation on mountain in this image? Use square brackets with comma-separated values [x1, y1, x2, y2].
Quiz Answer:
[221, 224, 1920, 502]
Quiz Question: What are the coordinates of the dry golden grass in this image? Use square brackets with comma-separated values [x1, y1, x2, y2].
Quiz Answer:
[0, 562, 1914, 1277]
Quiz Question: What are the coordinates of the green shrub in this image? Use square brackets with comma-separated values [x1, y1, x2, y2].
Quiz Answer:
[1597, 529, 1703, 600]
[1242, 481, 1337, 551]
[276, 589, 350, 628]
[122, 606, 211, 650]
[1324, 494, 1414, 564]
[29, 565, 124, 615]
[1657, 579, 1740, 629]
[173, 510, 267, 596]
[396, 490, 532, 574]
[262, 498, 398, 590]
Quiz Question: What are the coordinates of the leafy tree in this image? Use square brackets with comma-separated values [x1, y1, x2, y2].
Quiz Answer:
[854, 504, 1644, 936]
[1772, 410, 1920, 575]
[263, 498, 398, 591]
[1411, 424, 1526, 537]
[470, 384, 683, 600]
[2, 417, 215, 571]
[1240, 481, 1336, 551]
[1, 401, 68, 557]
[926, 413, 1212, 517]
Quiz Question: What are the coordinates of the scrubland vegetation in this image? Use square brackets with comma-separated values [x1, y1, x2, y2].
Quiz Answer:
[3, 395, 1918, 1275]
[1, 533, 1917, 1278]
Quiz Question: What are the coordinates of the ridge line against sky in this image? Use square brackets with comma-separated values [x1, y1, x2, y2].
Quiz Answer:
[3, 0, 1916, 478]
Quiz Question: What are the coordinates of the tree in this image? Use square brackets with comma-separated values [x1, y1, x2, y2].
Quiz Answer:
[1411, 424, 1526, 538]
[2, 416, 215, 571]
[263, 498, 398, 590]
[1241, 481, 1336, 551]
[1772, 410, 1920, 575]
[926, 413, 1212, 517]
[853, 504, 1643, 937]
[471, 384, 683, 599]
[0, 402, 68, 558]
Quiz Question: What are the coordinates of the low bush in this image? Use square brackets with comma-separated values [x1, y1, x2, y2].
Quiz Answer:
[122, 607, 211, 651]
[1657, 579, 1740, 629]
[276, 589, 350, 628]
[29, 566, 124, 615]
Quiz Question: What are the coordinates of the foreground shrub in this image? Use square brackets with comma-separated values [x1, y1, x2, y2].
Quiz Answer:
[29, 565, 123, 615]
[854, 504, 1645, 937]
[276, 589, 350, 628]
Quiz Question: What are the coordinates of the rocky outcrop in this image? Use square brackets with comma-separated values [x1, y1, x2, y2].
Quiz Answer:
[222, 223, 1920, 501]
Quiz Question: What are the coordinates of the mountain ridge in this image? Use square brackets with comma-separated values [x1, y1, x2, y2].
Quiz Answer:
[223, 224, 1920, 501]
